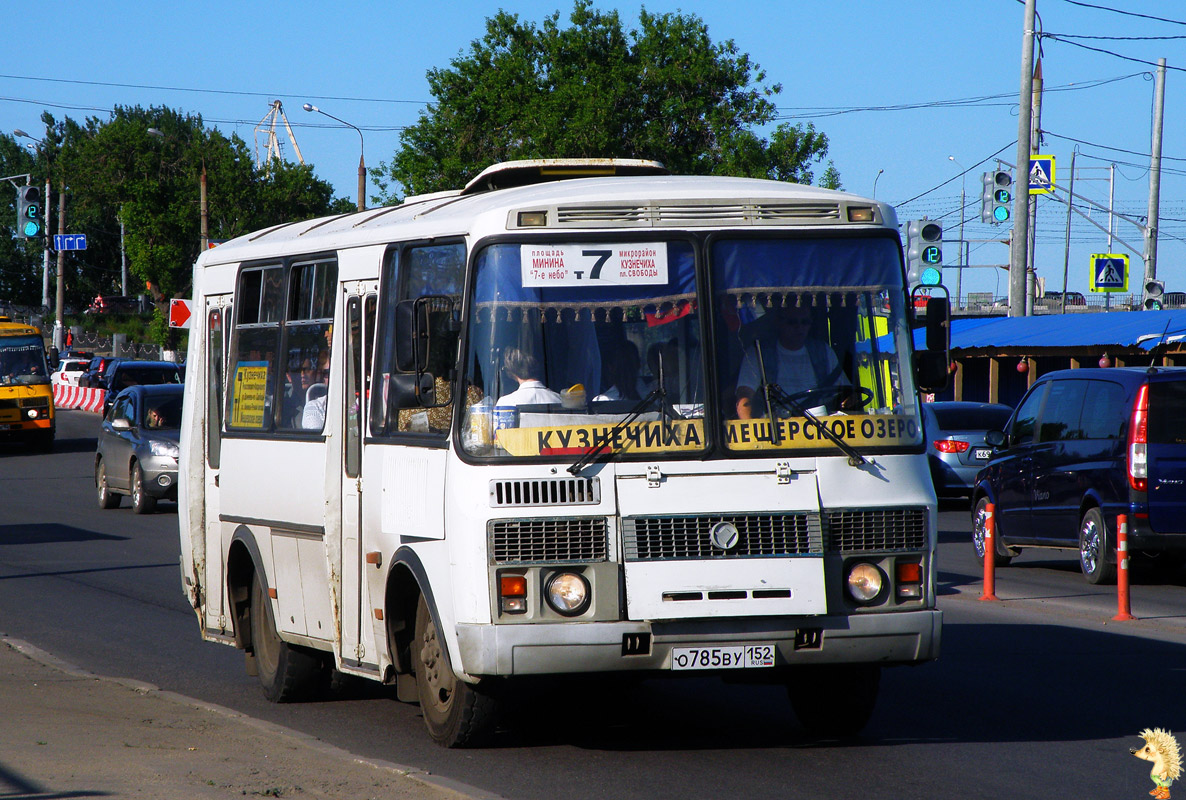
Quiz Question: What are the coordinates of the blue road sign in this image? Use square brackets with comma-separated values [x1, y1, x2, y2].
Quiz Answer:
[53, 233, 87, 251]
[1090, 253, 1128, 293]
[1029, 156, 1055, 195]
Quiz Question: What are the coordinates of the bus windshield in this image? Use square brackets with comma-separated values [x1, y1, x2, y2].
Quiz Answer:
[711, 235, 921, 454]
[461, 239, 705, 458]
[459, 234, 922, 460]
[0, 334, 50, 386]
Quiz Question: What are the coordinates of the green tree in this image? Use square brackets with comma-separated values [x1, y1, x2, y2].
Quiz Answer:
[375, 1, 836, 200]
[19, 106, 345, 323]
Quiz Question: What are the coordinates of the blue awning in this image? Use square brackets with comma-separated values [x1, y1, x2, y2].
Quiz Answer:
[939, 310, 1186, 352]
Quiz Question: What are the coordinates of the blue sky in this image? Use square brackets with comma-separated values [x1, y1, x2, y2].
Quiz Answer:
[3, 0, 1182, 300]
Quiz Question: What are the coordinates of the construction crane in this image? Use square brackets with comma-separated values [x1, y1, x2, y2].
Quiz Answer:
[254, 100, 305, 173]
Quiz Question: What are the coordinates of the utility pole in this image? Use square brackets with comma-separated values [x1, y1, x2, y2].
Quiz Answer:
[54, 183, 66, 350]
[1145, 57, 1166, 284]
[1009, 0, 1037, 318]
[1026, 58, 1043, 316]
[1060, 149, 1077, 315]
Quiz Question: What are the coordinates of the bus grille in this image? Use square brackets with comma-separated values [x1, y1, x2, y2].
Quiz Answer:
[490, 517, 609, 564]
[824, 508, 928, 552]
[622, 514, 822, 561]
[0, 399, 18, 410]
[553, 202, 841, 227]
[489, 477, 600, 507]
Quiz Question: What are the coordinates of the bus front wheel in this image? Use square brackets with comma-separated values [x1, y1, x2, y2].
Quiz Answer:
[787, 663, 880, 739]
[249, 575, 322, 703]
[414, 595, 497, 747]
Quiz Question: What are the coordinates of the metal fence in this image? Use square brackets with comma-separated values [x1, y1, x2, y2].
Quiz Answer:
[953, 293, 1179, 315]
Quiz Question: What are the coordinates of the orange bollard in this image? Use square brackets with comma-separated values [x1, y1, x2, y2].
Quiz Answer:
[980, 501, 999, 601]
[1113, 513, 1135, 621]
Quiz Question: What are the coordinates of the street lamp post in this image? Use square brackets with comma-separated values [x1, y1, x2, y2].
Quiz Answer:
[13, 129, 52, 318]
[303, 104, 365, 212]
[948, 156, 967, 310]
[872, 169, 884, 199]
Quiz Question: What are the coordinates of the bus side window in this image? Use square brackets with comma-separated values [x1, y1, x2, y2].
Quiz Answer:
[227, 266, 283, 432]
[279, 259, 337, 433]
[371, 242, 466, 438]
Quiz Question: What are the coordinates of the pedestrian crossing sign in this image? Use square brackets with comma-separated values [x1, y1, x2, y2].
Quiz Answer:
[1090, 253, 1128, 293]
[1029, 155, 1056, 195]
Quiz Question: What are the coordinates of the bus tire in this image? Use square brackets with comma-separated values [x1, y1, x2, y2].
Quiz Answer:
[250, 575, 322, 703]
[130, 466, 157, 514]
[787, 664, 880, 739]
[96, 459, 120, 509]
[414, 595, 497, 748]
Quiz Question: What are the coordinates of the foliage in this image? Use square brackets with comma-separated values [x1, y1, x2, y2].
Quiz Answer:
[374, 1, 836, 200]
[1, 106, 349, 321]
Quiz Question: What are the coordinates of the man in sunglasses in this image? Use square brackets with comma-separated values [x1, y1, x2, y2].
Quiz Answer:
[734, 304, 848, 419]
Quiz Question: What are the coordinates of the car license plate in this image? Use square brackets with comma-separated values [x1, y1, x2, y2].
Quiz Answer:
[671, 644, 776, 671]
[974, 448, 992, 460]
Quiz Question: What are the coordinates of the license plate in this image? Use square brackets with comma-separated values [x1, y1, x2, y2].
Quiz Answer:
[974, 448, 992, 460]
[671, 643, 776, 671]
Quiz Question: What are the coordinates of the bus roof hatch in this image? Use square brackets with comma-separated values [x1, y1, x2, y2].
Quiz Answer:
[461, 158, 669, 196]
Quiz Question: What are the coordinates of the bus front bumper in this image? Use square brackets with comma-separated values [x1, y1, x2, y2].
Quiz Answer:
[455, 609, 941, 677]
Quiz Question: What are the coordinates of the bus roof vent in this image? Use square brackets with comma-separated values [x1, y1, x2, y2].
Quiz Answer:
[549, 201, 842, 227]
[462, 158, 668, 195]
[489, 477, 601, 508]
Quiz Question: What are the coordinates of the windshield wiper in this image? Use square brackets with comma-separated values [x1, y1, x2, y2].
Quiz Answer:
[567, 388, 667, 476]
[762, 382, 868, 466]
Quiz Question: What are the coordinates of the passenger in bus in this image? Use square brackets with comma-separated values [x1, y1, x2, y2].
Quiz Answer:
[593, 342, 643, 402]
[495, 347, 562, 407]
[734, 304, 848, 419]
[301, 351, 331, 430]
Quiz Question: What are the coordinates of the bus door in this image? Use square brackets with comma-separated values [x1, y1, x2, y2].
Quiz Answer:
[340, 284, 379, 673]
[203, 295, 232, 635]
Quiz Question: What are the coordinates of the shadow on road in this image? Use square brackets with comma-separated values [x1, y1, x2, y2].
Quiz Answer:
[0, 523, 127, 547]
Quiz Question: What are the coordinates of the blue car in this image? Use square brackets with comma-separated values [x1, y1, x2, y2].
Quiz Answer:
[972, 367, 1186, 584]
[921, 401, 1013, 498]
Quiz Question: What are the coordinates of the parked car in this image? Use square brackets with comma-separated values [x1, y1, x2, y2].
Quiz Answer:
[921, 401, 1013, 498]
[973, 367, 1186, 584]
[50, 356, 90, 387]
[95, 384, 183, 513]
[1041, 291, 1086, 306]
[99, 360, 182, 417]
[1162, 291, 1186, 308]
[85, 295, 143, 315]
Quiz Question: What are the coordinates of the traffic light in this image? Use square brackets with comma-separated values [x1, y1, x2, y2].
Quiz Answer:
[1144, 279, 1166, 311]
[15, 185, 43, 239]
[980, 170, 1012, 224]
[905, 219, 943, 287]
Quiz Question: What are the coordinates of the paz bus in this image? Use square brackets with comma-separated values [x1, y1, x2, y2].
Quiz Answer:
[0, 316, 54, 448]
[178, 159, 950, 747]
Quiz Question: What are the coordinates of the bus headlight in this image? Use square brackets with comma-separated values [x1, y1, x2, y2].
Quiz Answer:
[845, 563, 884, 604]
[544, 572, 590, 616]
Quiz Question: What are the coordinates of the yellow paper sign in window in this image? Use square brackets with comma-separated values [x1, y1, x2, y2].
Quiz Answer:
[231, 362, 269, 428]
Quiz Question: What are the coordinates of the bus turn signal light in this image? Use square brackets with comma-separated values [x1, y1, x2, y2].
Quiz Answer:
[500, 574, 528, 614]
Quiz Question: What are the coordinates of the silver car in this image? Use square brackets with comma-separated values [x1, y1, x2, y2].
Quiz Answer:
[95, 384, 184, 513]
[921, 401, 1013, 498]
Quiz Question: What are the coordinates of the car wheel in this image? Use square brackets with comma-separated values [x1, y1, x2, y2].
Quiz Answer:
[414, 594, 498, 748]
[249, 575, 323, 703]
[787, 664, 880, 738]
[972, 497, 1013, 567]
[96, 460, 120, 509]
[130, 465, 157, 514]
[1079, 507, 1116, 585]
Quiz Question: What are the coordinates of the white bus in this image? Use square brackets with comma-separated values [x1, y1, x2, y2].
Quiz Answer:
[178, 159, 950, 747]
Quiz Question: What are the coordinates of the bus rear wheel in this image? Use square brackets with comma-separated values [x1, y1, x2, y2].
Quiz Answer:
[787, 664, 880, 739]
[249, 575, 323, 703]
[414, 595, 497, 747]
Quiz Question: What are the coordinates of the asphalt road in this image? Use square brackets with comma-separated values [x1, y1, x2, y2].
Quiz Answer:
[2, 410, 1186, 800]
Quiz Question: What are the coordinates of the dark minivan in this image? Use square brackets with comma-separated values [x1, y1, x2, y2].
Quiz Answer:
[972, 367, 1186, 584]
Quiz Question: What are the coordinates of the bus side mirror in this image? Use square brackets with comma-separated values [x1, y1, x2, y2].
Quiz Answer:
[386, 372, 436, 413]
[395, 295, 456, 373]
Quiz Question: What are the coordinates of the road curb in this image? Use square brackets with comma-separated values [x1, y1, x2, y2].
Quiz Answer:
[2, 636, 507, 800]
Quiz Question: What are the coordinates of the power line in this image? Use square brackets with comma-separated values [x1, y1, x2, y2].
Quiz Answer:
[893, 141, 1016, 208]
[0, 73, 428, 106]
[1042, 34, 1186, 72]
[1056, 0, 1186, 26]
